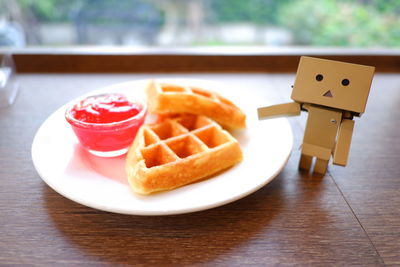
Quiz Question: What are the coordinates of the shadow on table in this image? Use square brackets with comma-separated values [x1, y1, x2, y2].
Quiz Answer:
[43, 170, 291, 266]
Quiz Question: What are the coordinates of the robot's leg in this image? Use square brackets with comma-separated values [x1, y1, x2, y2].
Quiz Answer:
[299, 154, 312, 171]
[314, 158, 329, 174]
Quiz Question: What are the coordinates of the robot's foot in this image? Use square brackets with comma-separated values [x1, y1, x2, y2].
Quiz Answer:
[298, 154, 329, 175]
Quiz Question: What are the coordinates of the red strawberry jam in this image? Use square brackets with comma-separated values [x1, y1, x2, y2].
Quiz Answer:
[65, 93, 146, 157]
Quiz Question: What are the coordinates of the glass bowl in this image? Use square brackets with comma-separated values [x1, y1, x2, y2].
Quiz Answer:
[65, 93, 147, 157]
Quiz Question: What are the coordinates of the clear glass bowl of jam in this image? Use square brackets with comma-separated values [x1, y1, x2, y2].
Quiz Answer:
[65, 93, 147, 157]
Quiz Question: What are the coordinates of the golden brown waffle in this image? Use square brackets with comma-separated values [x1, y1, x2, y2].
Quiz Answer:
[146, 80, 246, 129]
[126, 114, 243, 195]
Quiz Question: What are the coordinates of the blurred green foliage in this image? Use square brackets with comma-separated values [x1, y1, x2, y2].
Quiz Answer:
[16, 0, 81, 22]
[278, 0, 400, 46]
[343, 0, 400, 13]
[209, 0, 291, 24]
[15, 0, 400, 47]
[210, 0, 400, 47]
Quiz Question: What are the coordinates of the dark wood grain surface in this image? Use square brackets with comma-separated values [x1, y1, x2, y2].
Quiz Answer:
[0, 73, 399, 266]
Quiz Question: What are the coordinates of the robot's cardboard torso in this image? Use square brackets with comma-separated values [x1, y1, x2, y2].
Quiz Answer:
[301, 105, 342, 161]
[303, 105, 342, 150]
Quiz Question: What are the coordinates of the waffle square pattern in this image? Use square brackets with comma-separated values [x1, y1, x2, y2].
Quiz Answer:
[146, 80, 246, 129]
[126, 114, 243, 195]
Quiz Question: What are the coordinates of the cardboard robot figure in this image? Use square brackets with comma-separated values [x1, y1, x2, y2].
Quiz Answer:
[258, 56, 375, 175]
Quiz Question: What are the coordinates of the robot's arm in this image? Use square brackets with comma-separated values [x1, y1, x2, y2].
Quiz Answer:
[333, 119, 355, 166]
[257, 102, 302, 120]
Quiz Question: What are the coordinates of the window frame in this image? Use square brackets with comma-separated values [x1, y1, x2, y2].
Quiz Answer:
[2, 47, 400, 73]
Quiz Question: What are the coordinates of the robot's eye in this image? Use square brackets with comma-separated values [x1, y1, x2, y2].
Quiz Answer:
[341, 79, 350, 86]
[316, 74, 323, 81]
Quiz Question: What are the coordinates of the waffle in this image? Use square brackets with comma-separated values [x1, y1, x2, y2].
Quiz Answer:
[126, 114, 243, 195]
[146, 80, 246, 129]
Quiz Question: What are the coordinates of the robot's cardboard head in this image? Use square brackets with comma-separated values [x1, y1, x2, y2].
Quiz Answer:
[291, 56, 375, 114]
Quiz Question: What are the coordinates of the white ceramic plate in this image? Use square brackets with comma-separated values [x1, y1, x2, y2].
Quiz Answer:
[32, 79, 293, 215]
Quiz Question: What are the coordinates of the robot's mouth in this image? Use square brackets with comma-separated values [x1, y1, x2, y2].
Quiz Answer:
[323, 90, 333, 97]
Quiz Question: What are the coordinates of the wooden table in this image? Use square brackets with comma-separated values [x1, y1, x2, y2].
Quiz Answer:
[1, 73, 399, 266]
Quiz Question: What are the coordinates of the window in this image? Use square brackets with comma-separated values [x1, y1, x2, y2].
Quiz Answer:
[1, 0, 399, 48]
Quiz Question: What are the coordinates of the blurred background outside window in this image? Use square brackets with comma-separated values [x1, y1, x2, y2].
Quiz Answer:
[1, 0, 399, 48]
